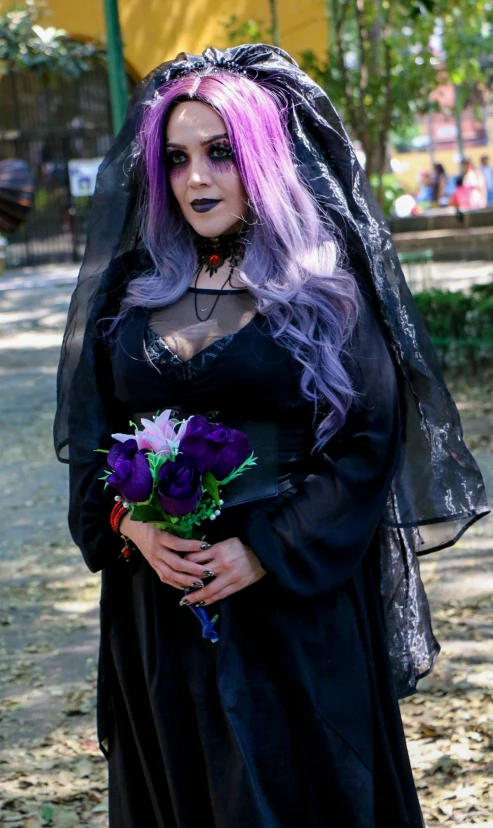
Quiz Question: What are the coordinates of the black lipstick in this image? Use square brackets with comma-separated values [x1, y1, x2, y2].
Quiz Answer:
[191, 199, 221, 213]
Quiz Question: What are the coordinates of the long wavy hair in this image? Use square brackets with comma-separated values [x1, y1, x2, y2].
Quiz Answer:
[120, 70, 360, 450]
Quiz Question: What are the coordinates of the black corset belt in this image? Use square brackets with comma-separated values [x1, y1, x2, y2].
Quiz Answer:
[132, 412, 314, 509]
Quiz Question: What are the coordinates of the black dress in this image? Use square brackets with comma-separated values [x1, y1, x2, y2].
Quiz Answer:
[69, 284, 425, 828]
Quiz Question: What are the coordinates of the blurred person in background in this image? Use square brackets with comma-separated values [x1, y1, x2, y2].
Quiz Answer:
[431, 162, 448, 206]
[460, 157, 487, 208]
[448, 174, 474, 221]
[480, 155, 493, 205]
[416, 169, 433, 205]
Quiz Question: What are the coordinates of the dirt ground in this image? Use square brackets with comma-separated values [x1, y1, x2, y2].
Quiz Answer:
[0, 267, 492, 827]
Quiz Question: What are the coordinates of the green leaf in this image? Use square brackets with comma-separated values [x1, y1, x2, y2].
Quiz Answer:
[218, 453, 257, 485]
[202, 471, 220, 506]
[130, 504, 163, 523]
[94, 448, 109, 454]
[41, 804, 54, 823]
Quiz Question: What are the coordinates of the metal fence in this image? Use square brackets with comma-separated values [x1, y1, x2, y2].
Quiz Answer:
[0, 64, 117, 266]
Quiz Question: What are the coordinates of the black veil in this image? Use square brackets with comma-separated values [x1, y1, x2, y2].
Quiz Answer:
[54, 44, 489, 697]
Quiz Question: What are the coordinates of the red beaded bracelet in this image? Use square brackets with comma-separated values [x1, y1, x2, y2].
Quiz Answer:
[110, 500, 128, 533]
[110, 500, 135, 560]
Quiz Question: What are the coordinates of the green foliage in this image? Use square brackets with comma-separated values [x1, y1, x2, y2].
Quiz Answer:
[471, 282, 493, 300]
[41, 805, 53, 825]
[223, 14, 270, 45]
[414, 287, 493, 340]
[130, 504, 163, 523]
[464, 298, 493, 341]
[414, 289, 474, 338]
[299, 0, 493, 181]
[0, 0, 106, 78]
[202, 471, 220, 506]
[389, 121, 422, 153]
[369, 173, 404, 215]
[216, 452, 257, 486]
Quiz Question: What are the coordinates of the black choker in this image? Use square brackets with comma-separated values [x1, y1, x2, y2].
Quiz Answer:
[195, 232, 246, 276]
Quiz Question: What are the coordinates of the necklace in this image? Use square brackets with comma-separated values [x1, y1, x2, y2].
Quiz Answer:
[195, 232, 245, 276]
[193, 256, 238, 323]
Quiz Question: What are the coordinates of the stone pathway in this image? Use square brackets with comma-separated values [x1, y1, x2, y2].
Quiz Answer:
[0, 265, 491, 826]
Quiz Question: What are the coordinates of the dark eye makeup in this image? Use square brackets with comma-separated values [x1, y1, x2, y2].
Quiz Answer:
[208, 142, 234, 162]
[164, 141, 234, 169]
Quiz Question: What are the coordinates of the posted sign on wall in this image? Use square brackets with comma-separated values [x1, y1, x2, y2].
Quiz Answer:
[68, 158, 104, 197]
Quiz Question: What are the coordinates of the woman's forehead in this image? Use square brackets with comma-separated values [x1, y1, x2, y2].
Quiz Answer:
[166, 101, 228, 145]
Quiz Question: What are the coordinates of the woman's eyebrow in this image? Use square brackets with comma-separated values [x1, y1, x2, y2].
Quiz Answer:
[166, 133, 229, 149]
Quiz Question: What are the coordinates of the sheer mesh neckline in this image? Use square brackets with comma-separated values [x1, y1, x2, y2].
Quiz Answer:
[146, 288, 257, 363]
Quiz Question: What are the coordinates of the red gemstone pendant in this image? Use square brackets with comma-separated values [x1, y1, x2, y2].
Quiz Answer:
[209, 253, 221, 268]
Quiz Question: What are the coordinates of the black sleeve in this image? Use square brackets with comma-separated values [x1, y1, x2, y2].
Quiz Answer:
[67, 325, 126, 573]
[66, 252, 149, 573]
[69, 457, 124, 574]
[244, 293, 401, 598]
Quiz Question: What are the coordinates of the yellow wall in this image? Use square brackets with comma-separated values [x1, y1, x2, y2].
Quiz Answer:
[2, 0, 328, 81]
[393, 146, 493, 193]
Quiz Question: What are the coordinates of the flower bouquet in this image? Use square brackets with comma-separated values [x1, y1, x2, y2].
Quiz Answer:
[98, 411, 257, 642]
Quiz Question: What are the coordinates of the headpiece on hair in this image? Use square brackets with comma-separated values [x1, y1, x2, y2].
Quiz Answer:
[54, 44, 489, 697]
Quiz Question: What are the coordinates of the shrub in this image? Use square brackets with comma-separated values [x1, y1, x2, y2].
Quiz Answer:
[413, 290, 475, 339]
[414, 287, 493, 388]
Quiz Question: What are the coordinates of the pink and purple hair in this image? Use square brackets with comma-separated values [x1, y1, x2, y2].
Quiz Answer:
[122, 70, 360, 449]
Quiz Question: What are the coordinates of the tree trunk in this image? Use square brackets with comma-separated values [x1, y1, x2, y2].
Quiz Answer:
[268, 0, 280, 47]
[362, 136, 388, 207]
[362, 138, 380, 179]
[453, 84, 465, 159]
[482, 87, 493, 145]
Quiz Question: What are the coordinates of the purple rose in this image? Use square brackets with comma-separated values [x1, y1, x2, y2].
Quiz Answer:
[157, 456, 203, 517]
[179, 415, 251, 479]
[210, 429, 251, 480]
[107, 439, 153, 503]
[178, 415, 231, 473]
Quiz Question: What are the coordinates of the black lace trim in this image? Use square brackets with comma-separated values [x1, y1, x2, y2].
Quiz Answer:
[144, 326, 236, 381]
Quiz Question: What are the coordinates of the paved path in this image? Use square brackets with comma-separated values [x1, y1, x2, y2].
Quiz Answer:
[0, 265, 492, 826]
[0, 266, 107, 826]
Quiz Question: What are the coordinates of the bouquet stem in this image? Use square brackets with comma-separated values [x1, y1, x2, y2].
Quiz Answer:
[184, 590, 219, 643]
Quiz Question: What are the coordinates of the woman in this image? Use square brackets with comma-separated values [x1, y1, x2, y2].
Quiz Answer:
[460, 157, 487, 209]
[55, 46, 489, 828]
[431, 163, 447, 206]
[416, 170, 433, 206]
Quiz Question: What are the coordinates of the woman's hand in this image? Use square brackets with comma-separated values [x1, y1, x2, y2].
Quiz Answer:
[119, 514, 208, 590]
[179, 538, 266, 606]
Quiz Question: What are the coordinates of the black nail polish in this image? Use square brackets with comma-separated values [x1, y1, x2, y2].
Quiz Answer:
[200, 542, 212, 550]
[192, 580, 204, 588]
[202, 570, 215, 578]
[196, 600, 206, 607]
[179, 598, 190, 607]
